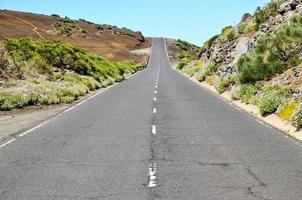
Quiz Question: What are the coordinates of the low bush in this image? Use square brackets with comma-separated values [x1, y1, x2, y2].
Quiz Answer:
[237, 16, 302, 83]
[182, 61, 205, 77]
[215, 75, 238, 94]
[254, 1, 284, 28]
[0, 38, 141, 111]
[194, 64, 217, 83]
[238, 23, 248, 34]
[204, 35, 219, 49]
[226, 29, 236, 41]
[232, 83, 262, 105]
[292, 105, 302, 129]
[177, 60, 190, 70]
[0, 79, 92, 111]
[258, 84, 292, 116]
[176, 39, 200, 52]
[238, 22, 258, 35]
[204, 64, 217, 76]
[205, 76, 215, 85]
[4, 38, 138, 83]
[221, 26, 236, 41]
[0, 93, 28, 111]
[280, 100, 298, 121]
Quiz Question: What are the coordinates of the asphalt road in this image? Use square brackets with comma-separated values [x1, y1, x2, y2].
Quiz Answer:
[1, 38, 302, 200]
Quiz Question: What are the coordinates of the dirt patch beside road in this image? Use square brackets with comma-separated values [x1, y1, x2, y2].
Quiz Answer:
[0, 105, 67, 142]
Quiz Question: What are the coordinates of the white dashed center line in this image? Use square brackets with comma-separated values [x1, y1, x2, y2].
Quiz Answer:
[153, 108, 157, 114]
[152, 125, 157, 135]
[154, 97, 157, 101]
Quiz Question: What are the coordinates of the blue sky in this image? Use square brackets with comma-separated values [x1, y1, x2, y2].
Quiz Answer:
[2, 0, 270, 45]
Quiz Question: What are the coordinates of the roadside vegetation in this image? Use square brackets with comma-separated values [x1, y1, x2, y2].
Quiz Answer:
[52, 15, 86, 38]
[0, 38, 142, 111]
[176, 0, 302, 130]
[237, 16, 302, 83]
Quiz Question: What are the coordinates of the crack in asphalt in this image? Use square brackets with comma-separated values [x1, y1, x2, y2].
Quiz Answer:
[246, 167, 272, 200]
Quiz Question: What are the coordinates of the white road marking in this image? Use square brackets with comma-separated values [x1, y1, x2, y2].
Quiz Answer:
[0, 138, 16, 148]
[154, 90, 157, 94]
[163, 38, 171, 65]
[155, 85, 158, 88]
[147, 163, 157, 188]
[153, 108, 157, 114]
[154, 97, 157, 101]
[18, 121, 49, 137]
[152, 125, 157, 135]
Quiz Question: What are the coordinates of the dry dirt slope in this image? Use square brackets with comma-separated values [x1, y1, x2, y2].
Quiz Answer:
[0, 9, 151, 62]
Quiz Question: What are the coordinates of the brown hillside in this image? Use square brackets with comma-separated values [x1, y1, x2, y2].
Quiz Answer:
[0, 10, 151, 62]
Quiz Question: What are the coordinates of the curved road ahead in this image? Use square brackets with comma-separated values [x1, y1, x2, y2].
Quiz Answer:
[1, 38, 302, 200]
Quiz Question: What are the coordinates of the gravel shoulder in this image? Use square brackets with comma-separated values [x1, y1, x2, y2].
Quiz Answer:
[0, 88, 105, 143]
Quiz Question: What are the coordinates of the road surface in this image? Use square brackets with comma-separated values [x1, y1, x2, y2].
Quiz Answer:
[1, 38, 302, 200]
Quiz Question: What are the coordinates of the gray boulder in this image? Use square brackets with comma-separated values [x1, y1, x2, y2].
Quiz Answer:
[233, 37, 254, 64]
[241, 13, 253, 23]
[278, 0, 300, 15]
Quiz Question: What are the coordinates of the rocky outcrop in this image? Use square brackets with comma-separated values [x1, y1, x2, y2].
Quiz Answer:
[233, 37, 255, 63]
[278, 0, 300, 15]
[241, 13, 253, 23]
[135, 31, 145, 43]
[197, 0, 301, 77]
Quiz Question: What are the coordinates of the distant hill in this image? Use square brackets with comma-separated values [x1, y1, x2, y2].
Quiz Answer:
[0, 10, 151, 62]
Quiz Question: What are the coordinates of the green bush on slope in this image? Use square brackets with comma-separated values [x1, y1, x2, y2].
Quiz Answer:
[254, 0, 286, 28]
[4, 38, 130, 82]
[237, 16, 302, 83]
[259, 84, 292, 116]
[292, 105, 302, 129]
[215, 75, 238, 94]
[232, 83, 262, 105]
[0, 38, 140, 111]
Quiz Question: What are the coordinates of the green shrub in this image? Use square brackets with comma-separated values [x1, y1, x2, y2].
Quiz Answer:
[254, 1, 283, 28]
[177, 60, 190, 70]
[194, 64, 218, 82]
[238, 22, 258, 34]
[244, 23, 258, 34]
[204, 35, 219, 49]
[0, 93, 28, 110]
[232, 83, 262, 105]
[215, 75, 238, 94]
[237, 16, 302, 83]
[60, 96, 75, 104]
[196, 73, 206, 82]
[204, 64, 217, 76]
[221, 26, 237, 41]
[259, 84, 292, 116]
[4, 38, 138, 84]
[226, 30, 236, 41]
[280, 101, 298, 121]
[292, 105, 302, 129]
[1, 38, 142, 111]
[176, 39, 200, 52]
[205, 76, 215, 85]
[238, 23, 248, 34]
[182, 61, 205, 77]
